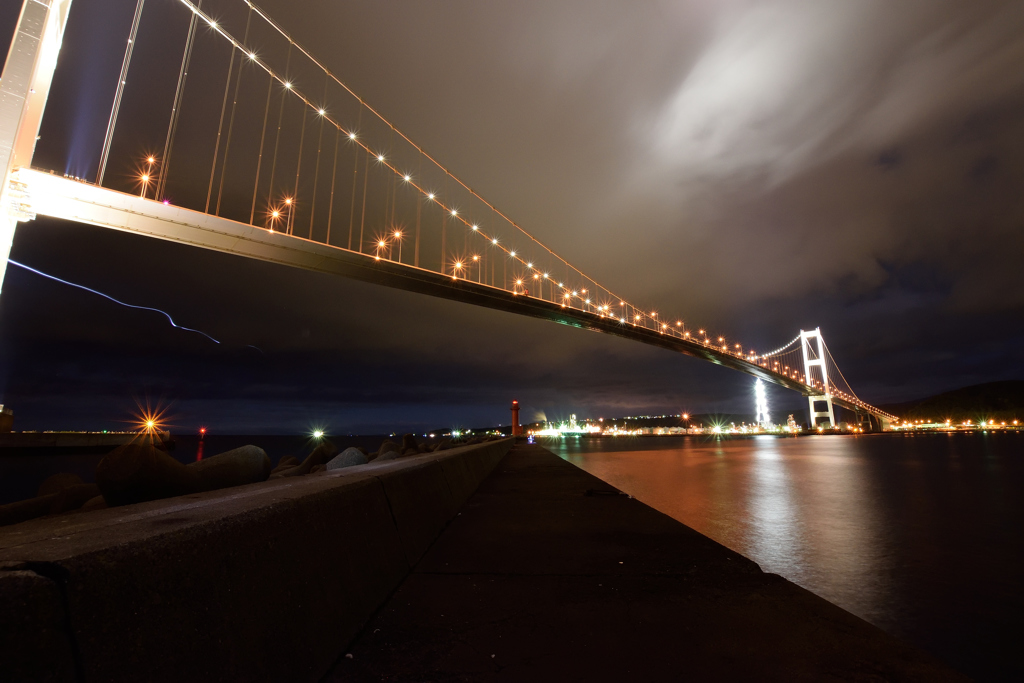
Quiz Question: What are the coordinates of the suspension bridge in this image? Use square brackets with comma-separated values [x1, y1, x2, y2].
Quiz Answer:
[0, 0, 897, 428]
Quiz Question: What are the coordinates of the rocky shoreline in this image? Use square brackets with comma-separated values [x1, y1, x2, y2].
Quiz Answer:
[0, 433, 500, 527]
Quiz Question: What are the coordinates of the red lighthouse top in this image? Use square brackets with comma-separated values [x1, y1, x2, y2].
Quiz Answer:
[511, 400, 522, 436]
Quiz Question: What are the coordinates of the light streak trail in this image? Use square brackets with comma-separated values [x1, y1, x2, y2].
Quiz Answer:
[9, 260, 222, 345]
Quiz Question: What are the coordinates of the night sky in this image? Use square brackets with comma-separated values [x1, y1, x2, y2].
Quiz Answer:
[1, 0, 1022, 434]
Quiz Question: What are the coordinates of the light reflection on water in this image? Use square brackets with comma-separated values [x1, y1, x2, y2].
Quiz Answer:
[550, 432, 1024, 682]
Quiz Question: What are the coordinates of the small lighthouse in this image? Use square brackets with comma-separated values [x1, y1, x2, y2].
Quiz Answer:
[511, 400, 522, 436]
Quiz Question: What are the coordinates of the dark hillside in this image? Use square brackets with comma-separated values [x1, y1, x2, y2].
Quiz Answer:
[881, 381, 1024, 421]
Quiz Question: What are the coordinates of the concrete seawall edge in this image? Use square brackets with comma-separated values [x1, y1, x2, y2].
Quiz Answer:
[0, 438, 514, 682]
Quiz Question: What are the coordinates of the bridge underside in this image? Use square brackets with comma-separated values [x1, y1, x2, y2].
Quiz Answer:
[15, 169, 883, 421]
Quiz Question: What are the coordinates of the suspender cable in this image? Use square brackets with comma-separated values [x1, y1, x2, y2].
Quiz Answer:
[347, 108, 361, 250]
[98, 0, 145, 186]
[249, 70, 274, 225]
[216, 6, 252, 216]
[384, 157, 393, 234]
[325, 127, 340, 245]
[158, 0, 201, 200]
[414, 155, 422, 267]
[266, 43, 293, 216]
[347, 149, 358, 250]
[288, 106, 308, 235]
[307, 76, 329, 239]
[440, 172, 449, 271]
[358, 149, 369, 252]
[388, 126, 397, 230]
[206, 33, 238, 213]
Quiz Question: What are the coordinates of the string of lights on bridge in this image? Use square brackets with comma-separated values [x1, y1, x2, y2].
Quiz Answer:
[156, 1, 795, 364]
[96, 0, 895, 422]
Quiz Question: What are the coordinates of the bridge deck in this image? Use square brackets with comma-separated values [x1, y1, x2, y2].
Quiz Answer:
[17, 168, 887, 420]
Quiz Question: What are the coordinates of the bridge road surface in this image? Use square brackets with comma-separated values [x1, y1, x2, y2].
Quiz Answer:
[327, 443, 963, 682]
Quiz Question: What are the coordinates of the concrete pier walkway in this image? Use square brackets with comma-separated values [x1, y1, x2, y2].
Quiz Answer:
[329, 443, 963, 682]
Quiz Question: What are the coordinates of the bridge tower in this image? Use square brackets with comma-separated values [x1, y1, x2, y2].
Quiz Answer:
[800, 328, 836, 428]
[0, 0, 74, 295]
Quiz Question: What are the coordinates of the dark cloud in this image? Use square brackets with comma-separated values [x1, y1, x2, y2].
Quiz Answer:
[0, 0, 1021, 433]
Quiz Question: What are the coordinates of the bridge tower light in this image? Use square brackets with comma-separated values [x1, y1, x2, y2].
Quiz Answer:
[755, 379, 772, 429]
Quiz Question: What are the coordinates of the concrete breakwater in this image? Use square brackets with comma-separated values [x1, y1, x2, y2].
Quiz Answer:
[0, 438, 513, 682]
[2, 439, 965, 682]
[333, 443, 966, 682]
[0, 434, 476, 524]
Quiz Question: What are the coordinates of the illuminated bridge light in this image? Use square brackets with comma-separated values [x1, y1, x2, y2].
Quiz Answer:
[30, 2, 890, 428]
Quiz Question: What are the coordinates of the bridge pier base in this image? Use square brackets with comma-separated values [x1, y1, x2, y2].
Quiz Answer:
[807, 394, 836, 429]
